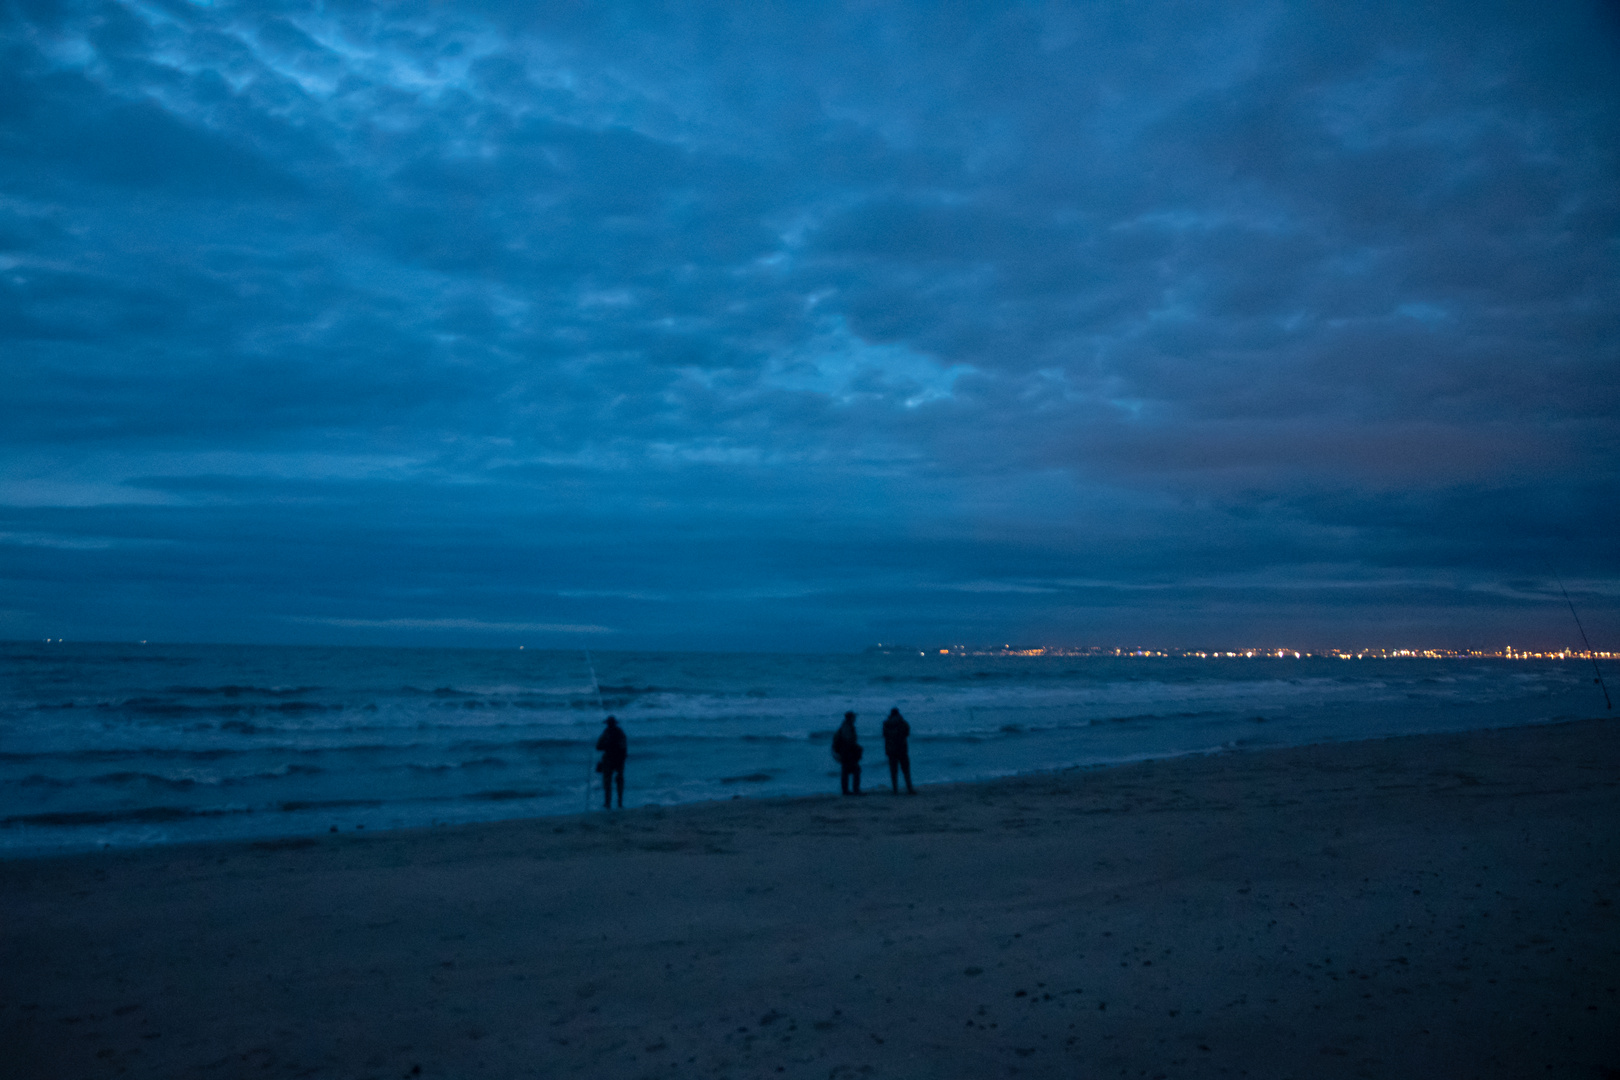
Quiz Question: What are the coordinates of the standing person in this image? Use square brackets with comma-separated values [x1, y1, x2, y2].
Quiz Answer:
[831, 711, 863, 796]
[596, 715, 627, 808]
[882, 707, 915, 794]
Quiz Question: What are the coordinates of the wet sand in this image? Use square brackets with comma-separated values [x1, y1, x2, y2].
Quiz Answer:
[3, 718, 1618, 1079]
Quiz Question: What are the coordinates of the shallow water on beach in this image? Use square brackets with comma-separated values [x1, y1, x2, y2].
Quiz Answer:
[0, 642, 1609, 854]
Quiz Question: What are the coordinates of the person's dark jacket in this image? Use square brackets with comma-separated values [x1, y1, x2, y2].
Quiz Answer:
[596, 724, 628, 769]
[831, 723, 863, 765]
[882, 713, 910, 758]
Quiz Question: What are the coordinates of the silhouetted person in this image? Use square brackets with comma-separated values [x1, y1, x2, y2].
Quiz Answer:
[832, 711, 863, 795]
[596, 715, 627, 808]
[882, 707, 915, 794]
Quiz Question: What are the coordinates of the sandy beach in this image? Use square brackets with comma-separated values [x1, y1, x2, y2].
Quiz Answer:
[3, 718, 1617, 1079]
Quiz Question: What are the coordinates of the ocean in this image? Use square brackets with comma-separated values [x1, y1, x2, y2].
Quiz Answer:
[1, 641, 1608, 856]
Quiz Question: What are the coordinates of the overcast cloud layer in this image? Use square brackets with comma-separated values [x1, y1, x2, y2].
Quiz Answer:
[2, 0, 1618, 650]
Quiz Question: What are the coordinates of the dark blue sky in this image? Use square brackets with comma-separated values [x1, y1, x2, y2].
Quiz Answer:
[2, 0, 1618, 651]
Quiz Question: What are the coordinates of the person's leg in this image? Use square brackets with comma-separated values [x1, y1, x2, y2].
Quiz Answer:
[614, 768, 624, 808]
[840, 763, 850, 794]
[900, 755, 914, 794]
[851, 762, 861, 795]
[602, 768, 612, 808]
[888, 756, 899, 793]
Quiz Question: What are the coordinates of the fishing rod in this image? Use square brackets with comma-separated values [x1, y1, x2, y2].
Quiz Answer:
[1552, 571, 1612, 711]
[584, 650, 610, 809]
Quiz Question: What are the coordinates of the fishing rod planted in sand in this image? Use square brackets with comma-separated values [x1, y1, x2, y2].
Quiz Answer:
[1553, 572, 1612, 711]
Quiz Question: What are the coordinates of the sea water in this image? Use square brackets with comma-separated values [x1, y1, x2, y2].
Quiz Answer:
[0, 642, 1609, 855]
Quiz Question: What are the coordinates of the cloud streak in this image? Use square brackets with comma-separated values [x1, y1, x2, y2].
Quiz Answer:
[295, 617, 613, 635]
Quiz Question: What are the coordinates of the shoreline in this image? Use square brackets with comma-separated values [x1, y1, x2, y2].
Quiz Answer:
[4, 717, 1618, 1077]
[3, 711, 1602, 863]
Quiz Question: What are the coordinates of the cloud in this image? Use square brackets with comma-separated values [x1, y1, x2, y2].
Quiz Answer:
[0, 0, 1616, 648]
[294, 617, 613, 634]
[0, 529, 169, 550]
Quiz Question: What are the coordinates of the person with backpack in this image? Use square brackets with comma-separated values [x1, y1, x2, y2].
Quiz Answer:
[882, 707, 915, 794]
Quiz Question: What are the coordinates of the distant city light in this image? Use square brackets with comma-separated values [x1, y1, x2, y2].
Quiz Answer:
[869, 644, 1617, 660]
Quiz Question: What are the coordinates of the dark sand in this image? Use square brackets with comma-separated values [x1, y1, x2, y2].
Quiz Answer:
[3, 719, 1618, 1079]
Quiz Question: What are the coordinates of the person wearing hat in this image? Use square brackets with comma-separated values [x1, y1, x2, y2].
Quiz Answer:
[595, 715, 628, 808]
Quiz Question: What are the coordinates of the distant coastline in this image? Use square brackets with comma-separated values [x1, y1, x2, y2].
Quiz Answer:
[868, 643, 1618, 660]
[13, 639, 1615, 662]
